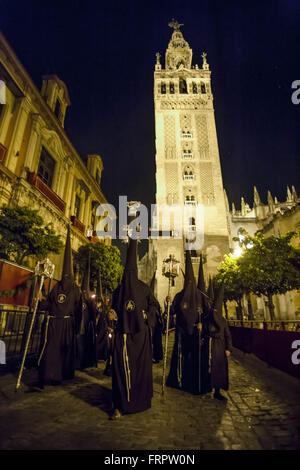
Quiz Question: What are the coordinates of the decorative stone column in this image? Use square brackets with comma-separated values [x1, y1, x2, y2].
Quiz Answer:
[6, 97, 31, 174]
[22, 113, 43, 174]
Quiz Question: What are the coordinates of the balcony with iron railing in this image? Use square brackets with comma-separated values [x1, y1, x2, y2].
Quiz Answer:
[28, 172, 66, 213]
[86, 229, 100, 243]
[70, 215, 86, 235]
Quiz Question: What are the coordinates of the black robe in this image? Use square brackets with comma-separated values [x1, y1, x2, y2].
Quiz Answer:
[96, 303, 114, 361]
[209, 316, 232, 390]
[38, 280, 82, 384]
[199, 309, 213, 394]
[167, 290, 204, 394]
[75, 297, 97, 370]
[111, 281, 156, 414]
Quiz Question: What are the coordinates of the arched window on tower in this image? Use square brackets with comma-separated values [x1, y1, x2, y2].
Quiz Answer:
[188, 217, 196, 232]
[179, 78, 187, 94]
[161, 83, 166, 94]
[170, 82, 175, 94]
[200, 83, 206, 94]
[192, 83, 197, 94]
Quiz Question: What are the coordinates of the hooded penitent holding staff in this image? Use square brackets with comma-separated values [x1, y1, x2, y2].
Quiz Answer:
[208, 283, 232, 400]
[149, 273, 163, 364]
[197, 254, 212, 394]
[110, 210, 157, 419]
[166, 250, 203, 394]
[38, 225, 82, 386]
[76, 251, 97, 370]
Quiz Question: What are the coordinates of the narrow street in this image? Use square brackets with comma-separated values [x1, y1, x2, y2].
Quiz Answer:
[0, 334, 299, 451]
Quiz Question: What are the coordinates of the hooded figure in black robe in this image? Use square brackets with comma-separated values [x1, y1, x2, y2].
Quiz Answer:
[167, 250, 203, 394]
[208, 283, 233, 400]
[110, 220, 156, 418]
[149, 273, 163, 364]
[197, 254, 213, 394]
[75, 252, 97, 369]
[38, 226, 82, 385]
[95, 272, 108, 360]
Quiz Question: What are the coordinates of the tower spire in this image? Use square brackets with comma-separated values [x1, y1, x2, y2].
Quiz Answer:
[165, 20, 192, 70]
[292, 185, 298, 201]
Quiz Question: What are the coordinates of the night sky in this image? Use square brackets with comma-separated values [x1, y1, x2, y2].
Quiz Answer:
[1, 0, 299, 258]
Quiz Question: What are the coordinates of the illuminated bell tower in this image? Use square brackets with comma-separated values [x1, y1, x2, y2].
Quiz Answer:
[141, 21, 229, 304]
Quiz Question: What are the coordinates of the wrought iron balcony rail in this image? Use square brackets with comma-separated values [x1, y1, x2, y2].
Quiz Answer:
[28, 172, 66, 213]
[70, 215, 86, 235]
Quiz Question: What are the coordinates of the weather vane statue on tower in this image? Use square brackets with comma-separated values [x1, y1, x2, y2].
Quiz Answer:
[168, 19, 184, 31]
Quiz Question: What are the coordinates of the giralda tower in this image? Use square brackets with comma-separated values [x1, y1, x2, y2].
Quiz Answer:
[141, 21, 229, 304]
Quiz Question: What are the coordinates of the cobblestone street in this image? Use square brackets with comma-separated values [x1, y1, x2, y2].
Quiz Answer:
[0, 337, 299, 451]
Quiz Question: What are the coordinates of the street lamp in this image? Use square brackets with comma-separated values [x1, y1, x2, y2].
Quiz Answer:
[161, 254, 180, 396]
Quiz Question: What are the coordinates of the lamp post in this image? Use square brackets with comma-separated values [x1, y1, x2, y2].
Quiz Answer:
[161, 254, 180, 396]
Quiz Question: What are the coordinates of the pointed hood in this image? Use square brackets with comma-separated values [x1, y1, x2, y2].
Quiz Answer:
[212, 282, 224, 328]
[58, 225, 75, 293]
[124, 235, 138, 273]
[183, 249, 195, 289]
[207, 276, 214, 301]
[177, 250, 202, 335]
[197, 254, 206, 293]
[81, 251, 91, 297]
[149, 272, 156, 294]
[114, 214, 147, 334]
[197, 254, 207, 311]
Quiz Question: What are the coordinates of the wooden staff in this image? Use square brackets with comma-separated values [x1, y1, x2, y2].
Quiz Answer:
[15, 259, 54, 392]
[162, 276, 171, 396]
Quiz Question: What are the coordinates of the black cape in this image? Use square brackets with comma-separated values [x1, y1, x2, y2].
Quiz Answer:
[75, 296, 97, 370]
[151, 295, 163, 363]
[111, 280, 156, 414]
[209, 315, 232, 390]
[166, 290, 205, 394]
[38, 279, 82, 384]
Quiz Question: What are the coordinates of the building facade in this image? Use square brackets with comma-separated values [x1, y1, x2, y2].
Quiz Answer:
[139, 22, 230, 305]
[227, 186, 300, 319]
[0, 32, 108, 280]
